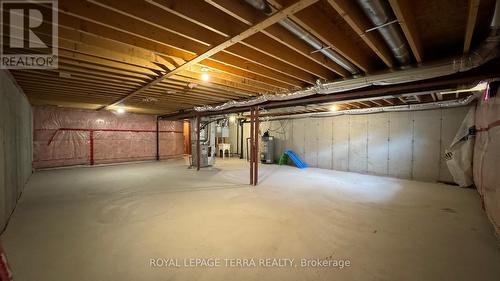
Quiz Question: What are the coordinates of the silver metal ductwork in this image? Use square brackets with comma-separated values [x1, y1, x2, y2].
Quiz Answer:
[464, 0, 500, 68]
[278, 19, 360, 75]
[266, 94, 478, 121]
[244, 0, 360, 75]
[356, 0, 412, 66]
[195, 0, 500, 112]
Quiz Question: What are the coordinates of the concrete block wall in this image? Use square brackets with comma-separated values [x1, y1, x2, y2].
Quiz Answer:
[229, 106, 470, 183]
[0, 70, 33, 232]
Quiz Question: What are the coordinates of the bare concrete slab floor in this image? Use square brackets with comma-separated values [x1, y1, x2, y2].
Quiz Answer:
[2, 159, 500, 281]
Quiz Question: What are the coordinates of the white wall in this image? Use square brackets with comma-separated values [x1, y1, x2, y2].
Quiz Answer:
[473, 87, 500, 235]
[0, 70, 33, 232]
[229, 106, 470, 183]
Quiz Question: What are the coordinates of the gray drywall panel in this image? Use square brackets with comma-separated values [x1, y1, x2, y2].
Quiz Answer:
[242, 122, 251, 160]
[0, 76, 5, 229]
[276, 120, 291, 161]
[367, 113, 389, 175]
[228, 119, 238, 155]
[304, 118, 319, 167]
[413, 109, 441, 181]
[388, 111, 413, 179]
[348, 115, 368, 173]
[439, 106, 471, 182]
[226, 106, 470, 183]
[332, 115, 349, 171]
[0, 70, 32, 232]
[317, 117, 333, 169]
[291, 118, 306, 160]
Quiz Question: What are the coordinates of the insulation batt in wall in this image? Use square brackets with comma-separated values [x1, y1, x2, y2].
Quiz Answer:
[33, 106, 184, 169]
[230, 106, 471, 183]
[473, 87, 500, 236]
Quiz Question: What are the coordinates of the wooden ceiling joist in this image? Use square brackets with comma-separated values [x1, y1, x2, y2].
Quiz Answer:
[326, 0, 395, 68]
[464, 0, 481, 53]
[10, 0, 495, 114]
[388, 0, 424, 63]
[100, 0, 320, 109]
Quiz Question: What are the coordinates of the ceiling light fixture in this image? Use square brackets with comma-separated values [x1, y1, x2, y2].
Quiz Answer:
[201, 72, 210, 81]
[329, 104, 339, 112]
[116, 107, 126, 114]
[201, 67, 211, 82]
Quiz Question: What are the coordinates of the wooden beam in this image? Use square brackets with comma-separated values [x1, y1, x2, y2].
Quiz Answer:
[242, 33, 336, 80]
[388, 0, 423, 63]
[89, 0, 224, 46]
[224, 44, 316, 84]
[357, 101, 372, 107]
[264, 24, 349, 77]
[192, 0, 347, 77]
[326, 0, 395, 68]
[59, 14, 291, 91]
[290, 5, 374, 72]
[100, 0, 319, 109]
[87, 0, 328, 87]
[146, 0, 246, 38]
[266, 0, 373, 73]
[59, 37, 260, 95]
[382, 98, 394, 105]
[464, 0, 481, 54]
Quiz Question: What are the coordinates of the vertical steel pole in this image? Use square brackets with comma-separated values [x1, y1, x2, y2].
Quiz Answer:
[196, 116, 201, 171]
[89, 130, 94, 166]
[254, 108, 259, 186]
[249, 108, 254, 185]
[156, 116, 160, 161]
[239, 119, 244, 159]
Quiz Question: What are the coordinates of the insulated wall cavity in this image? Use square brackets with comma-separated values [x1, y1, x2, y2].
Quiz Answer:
[259, 106, 470, 183]
[473, 88, 500, 235]
[33, 106, 184, 169]
[0, 70, 32, 232]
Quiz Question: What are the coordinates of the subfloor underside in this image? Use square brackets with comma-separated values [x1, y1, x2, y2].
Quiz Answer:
[2, 159, 500, 281]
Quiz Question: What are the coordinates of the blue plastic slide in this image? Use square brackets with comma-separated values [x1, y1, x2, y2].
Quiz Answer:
[284, 151, 308, 169]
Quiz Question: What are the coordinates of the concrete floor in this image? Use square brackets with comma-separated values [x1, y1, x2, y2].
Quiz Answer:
[2, 158, 500, 281]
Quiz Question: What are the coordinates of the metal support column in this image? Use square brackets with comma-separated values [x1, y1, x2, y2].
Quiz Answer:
[239, 119, 244, 159]
[156, 116, 160, 161]
[254, 108, 259, 186]
[89, 130, 94, 166]
[249, 108, 254, 185]
[196, 115, 201, 171]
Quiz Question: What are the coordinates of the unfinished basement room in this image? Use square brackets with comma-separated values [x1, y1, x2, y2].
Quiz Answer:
[1, 0, 500, 280]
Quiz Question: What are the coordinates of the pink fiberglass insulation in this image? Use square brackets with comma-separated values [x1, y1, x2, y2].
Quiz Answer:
[473, 85, 500, 236]
[33, 106, 184, 169]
